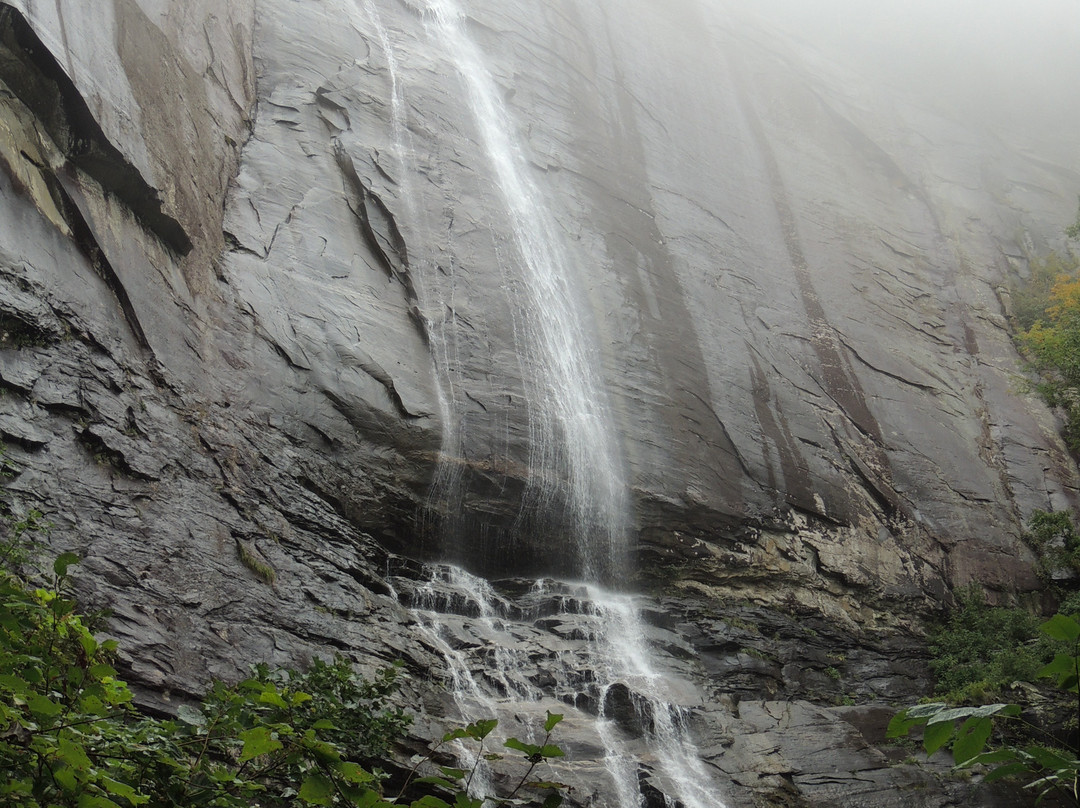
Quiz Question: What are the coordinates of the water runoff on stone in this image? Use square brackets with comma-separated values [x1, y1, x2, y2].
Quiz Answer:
[357, 0, 730, 804]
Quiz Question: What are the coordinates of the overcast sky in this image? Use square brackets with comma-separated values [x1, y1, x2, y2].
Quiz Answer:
[731, 0, 1080, 150]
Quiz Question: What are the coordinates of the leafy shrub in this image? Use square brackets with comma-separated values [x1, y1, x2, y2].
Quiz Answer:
[0, 522, 567, 807]
[1011, 251, 1080, 331]
[1025, 509, 1080, 579]
[1017, 258, 1080, 452]
[928, 586, 1051, 703]
[891, 613, 1080, 805]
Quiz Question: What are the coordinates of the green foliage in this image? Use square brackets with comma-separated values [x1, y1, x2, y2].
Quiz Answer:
[408, 712, 567, 808]
[1025, 509, 1080, 578]
[235, 538, 277, 585]
[1011, 251, 1080, 331]
[0, 541, 139, 808]
[0, 517, 568, 808]
[1067, 197, 1080, 241]
[1016, 256, 1080, 452]
[891, 613, 1080, 805]
[0, 442, 18, 481]
[927, 586, 1051, 703]
[0, 313, 53, 349]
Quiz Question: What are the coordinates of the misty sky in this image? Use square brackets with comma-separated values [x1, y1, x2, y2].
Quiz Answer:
[733, 0, 1080, 155]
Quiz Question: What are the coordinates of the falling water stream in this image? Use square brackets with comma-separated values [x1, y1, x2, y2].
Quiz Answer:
[356, 0, 729, 804]
[421, 0, 629, 582]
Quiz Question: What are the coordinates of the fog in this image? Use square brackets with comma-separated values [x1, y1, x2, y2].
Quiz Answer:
[727, 0, 1080, 159]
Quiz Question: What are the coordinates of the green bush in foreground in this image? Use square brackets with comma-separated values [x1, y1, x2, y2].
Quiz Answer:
[892, 612, 1080, 805]
[0, 536, 566, 808]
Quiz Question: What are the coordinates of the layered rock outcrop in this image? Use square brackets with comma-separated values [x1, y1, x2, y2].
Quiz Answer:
[1, 0, 1079, 805]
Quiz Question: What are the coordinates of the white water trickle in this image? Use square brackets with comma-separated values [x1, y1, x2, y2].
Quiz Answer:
[402, 566, 540, 800]
[421, 0, 628, 580]
[395, 569, 730, 808]
[585, 588, 728, 808]
[356, 0, 470, 525]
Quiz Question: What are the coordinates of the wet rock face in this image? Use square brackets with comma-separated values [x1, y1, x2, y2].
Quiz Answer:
[1, 0, 1079, 805]
[218, 0, 1080, 594]
[4, 0, 1076, 592]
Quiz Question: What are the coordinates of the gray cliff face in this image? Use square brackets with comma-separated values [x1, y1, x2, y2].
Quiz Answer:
[1, 0, 1079, 804]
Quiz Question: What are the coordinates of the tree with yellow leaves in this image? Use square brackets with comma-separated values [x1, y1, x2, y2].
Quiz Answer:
[1018, 213, 1080, 450]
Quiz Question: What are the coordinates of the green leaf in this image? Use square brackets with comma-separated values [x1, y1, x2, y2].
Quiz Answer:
[338, 761, 376, 784]
[102, 777, 148, 806]
[239, 726, 283, 762]
[528, 781, 569, 789]
[409, 797, 451, 808]
[305, 738, 342, 763]
[539, 744, 564, 758]
[88, 664, 117, 680]
[1025, 745, 1072, 771]
[984, 762, 1033, 783]
[968, 749, 1020, 765]
[541, 794, 564, 808]
[299, 773, 334, 806]
[176, 704, 206, 727]
[50, 596, 75, 618]
[926, 705, 983, 725]
[443, 728, 469, 742]
[53, 765, 78, 791]
[0, 673, 29, 694]
[923, 720, 954, 756]
[438, 766, 467, 780]
[1040, 654, 1075, 679]
[1040, 613, 1080, 643]
[952, 716, 993, 764]
[904, 702, 948, 720]
[78, 796, 121, 808]
[505, 737, 539, 755]
[466, 719, 498, 740]
[353, 791, 385, 808]
[28, 693, 62, 717]
[544, 711, 563, 732]
[78, 632, 98, 658]
[885, 710, 922, 739]
[53, 553, 80, 578]
[58, 737, 93, 772]
[453, 794, 483, 808]
[258, 687, 289, 709]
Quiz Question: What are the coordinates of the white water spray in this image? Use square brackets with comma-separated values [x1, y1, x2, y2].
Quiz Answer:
[584, 588, 728, 808]
[395, 568, 729, 808]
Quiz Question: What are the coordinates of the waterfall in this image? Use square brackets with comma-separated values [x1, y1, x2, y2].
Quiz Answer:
[393, 566, 730, 808]
[354, 0, 469, 539]
[354, 0, 730, 804]
[421, 0, 629, 584]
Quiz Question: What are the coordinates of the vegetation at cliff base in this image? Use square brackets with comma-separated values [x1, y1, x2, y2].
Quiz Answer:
[0, 508, 567, 808]
[926, 586, 1052, 704]
[890, 611, 1080, 805]
[892, 507, 1080, 802]
[894, 210, 1080, 803]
